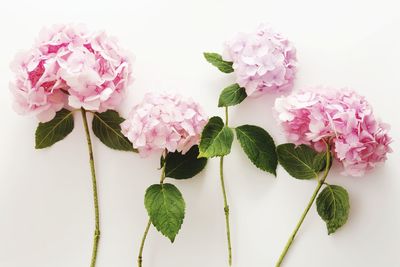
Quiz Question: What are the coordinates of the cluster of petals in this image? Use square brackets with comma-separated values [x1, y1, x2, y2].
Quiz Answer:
[10, 24, 132, 122]
[275, 89, 392, 176]
[223, 24, 297, 97]
[121, 92, 208, 157]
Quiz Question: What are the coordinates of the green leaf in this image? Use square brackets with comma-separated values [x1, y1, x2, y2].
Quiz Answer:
[35, 109, 74, 149]
[276, 143, 327, 179]
[218, 84, 247, 107]
[198, 116, 234, 158]
[313, 150, 332, 172]
[165, 145, 207, 179]
[316, 184, 350, 234]
[203, 52, 234, 73]
[235, 125, 278, 175]
[145, 183, 185, 242]
[92, 110, 135, 152]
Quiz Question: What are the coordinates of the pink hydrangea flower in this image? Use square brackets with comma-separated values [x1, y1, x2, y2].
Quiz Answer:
[10, 24, 133, 122]
[121, 92, 208, 157]
[223, 24, 297, 97]
[275, 88, 392, 177]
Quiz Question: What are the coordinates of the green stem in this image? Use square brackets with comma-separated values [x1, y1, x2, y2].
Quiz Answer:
[220, 106, 232, 266]
[137, 153, 167, 267]
[275, 142, 331, 267]
[81, 108, 101, 267]
[220, 155, 232, 266]
[137, 219, 151, 267]
[159, 154, 167, 184]
[224, 106, 229, 126]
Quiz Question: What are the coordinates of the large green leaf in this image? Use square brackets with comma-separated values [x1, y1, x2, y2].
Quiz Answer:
[35, 109, 74, 149]
[145, 183, 185, 242]
[235, 125, 277, 175]
[276, 143, 327, 179]
[218, 84, 247, 107]
[198, 116, 234, 158]
[165, 145, 207, 179]
[203, 52, 234, 73]
[92, 110, 135, 152]
[316, 184, 350, 234]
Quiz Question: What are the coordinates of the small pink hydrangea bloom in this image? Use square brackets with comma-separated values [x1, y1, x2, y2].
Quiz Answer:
[275, 88, 392, 177]
[121, 92, 208, 157]
[10, 24, 133, 122]
[223, 24, 297, 97]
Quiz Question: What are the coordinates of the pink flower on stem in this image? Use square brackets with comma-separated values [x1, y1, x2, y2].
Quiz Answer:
[223, 24, 297, 97]
[275, 88, 392, 176]
[10, 24, 133, 122]
[121, 92, 208, 157]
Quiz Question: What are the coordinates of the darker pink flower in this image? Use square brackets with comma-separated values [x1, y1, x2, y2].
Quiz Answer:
[275, 88, 392, 176]
[121, 92, 208, 157]
[10, 24, 133, 122]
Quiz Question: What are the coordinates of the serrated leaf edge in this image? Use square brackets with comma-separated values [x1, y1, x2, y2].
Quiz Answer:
[235, 125, 277, 176]
[146, 184, 186, 242]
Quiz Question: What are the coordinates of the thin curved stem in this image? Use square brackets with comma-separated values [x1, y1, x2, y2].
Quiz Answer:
[81, 108, 101, 267]
[137, 219, 151, 267]
[275, 181, 323, 267]
[275, 142, 331, 267]
[137, 152, 167, 267]
[220, 106, 232, 266]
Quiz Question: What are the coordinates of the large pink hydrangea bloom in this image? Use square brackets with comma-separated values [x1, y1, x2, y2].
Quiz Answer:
[121, 92, 208, 157]
[223, 25, 297, 97]
[10, 24, 133, 122]
[275, 89, 392, 177]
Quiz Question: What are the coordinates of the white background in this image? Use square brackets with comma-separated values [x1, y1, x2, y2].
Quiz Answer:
[0, 0, 399, 266]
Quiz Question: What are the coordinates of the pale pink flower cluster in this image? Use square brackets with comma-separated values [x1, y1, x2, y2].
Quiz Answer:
[275, 89, 392, 177]
[223, 25, 297, 97]
[121, 92, 208, 157]
[10, 24, 132, 122]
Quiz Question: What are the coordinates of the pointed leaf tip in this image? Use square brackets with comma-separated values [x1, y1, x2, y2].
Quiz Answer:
[35, 109, 74, 149]
[203, 52, 234, 73]
[316, 184, 350, 234]
[92, 110, 135, 152]
[198, 116, 234, 158]
[235, 125, 277, 175]
[145, 184, 185, 242]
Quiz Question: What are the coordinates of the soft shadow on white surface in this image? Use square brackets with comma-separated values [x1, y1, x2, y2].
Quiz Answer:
[0, 0, 399, 266]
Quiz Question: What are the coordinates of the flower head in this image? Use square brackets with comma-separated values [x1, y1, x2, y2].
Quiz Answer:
[10, 24, 133, 122]
[223, 24, 297, 97]
[121, 92, 208, 157]
[275, 88, 392, 176]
